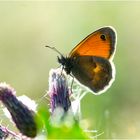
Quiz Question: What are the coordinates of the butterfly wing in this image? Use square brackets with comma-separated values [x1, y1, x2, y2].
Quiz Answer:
[71, 56, 114, 94]
[69, 27, 116, 59]
[69, 27, 116, 94]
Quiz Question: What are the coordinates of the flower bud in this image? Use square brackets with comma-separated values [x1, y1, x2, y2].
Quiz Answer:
[0, 83, 37, 138]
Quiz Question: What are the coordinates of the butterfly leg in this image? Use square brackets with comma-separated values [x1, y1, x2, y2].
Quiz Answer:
[60, 66, 64, 76]
[69, 74, 74, 94]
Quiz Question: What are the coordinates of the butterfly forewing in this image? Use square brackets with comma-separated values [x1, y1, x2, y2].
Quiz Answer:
[69, 27, 116, 59]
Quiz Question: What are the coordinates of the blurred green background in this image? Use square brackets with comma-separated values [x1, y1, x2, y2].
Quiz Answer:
[0, 1, 140, 139]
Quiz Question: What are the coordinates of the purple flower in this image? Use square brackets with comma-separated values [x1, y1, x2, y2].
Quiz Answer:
[0, 125, 9, 139]
[0, 83, 37, 138]
[48, 69, 71, 113]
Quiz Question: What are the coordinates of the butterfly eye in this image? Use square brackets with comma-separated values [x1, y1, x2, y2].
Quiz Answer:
[100, 34, 106, 41]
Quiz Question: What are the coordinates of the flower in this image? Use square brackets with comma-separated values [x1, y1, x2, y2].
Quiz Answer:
[0, 82, 37, 138]
[48, 68, 71, 113]
[0, 125, 9, 139]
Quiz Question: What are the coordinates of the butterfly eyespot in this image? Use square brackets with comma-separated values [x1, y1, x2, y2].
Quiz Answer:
[100, 34, 106, 41]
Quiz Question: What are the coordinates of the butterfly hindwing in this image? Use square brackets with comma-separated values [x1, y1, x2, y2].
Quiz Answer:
[71, 56, 113, 93]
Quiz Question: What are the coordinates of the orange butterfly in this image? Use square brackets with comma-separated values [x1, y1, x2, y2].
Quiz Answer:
[47, 26, 117, 95]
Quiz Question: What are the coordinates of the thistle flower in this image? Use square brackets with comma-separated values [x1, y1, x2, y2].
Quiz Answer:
[0, 125, 21, 139]
[0, 125, 9, 139]
[0, 82, 37, 138]
[48, 68, 71, 113]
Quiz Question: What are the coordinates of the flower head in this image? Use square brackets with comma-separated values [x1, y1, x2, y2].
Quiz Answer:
[48, 69, 71, 113]
[0, 125, 9, 139]
[0, 82, 37, 138]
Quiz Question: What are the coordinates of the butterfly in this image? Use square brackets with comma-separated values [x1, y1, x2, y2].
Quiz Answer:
[46, 26, 117, 95]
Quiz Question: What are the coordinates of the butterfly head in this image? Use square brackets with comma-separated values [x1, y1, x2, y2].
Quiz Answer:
[57, 55, 73, 74]
[45, 46, 74, 75]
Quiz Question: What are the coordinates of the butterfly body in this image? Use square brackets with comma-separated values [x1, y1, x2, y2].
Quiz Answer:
[56, 26, 116, 94]
[57, 56, 73, 74]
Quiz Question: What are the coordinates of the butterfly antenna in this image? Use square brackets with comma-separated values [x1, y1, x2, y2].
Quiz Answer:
[45, 45, 63, 56]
